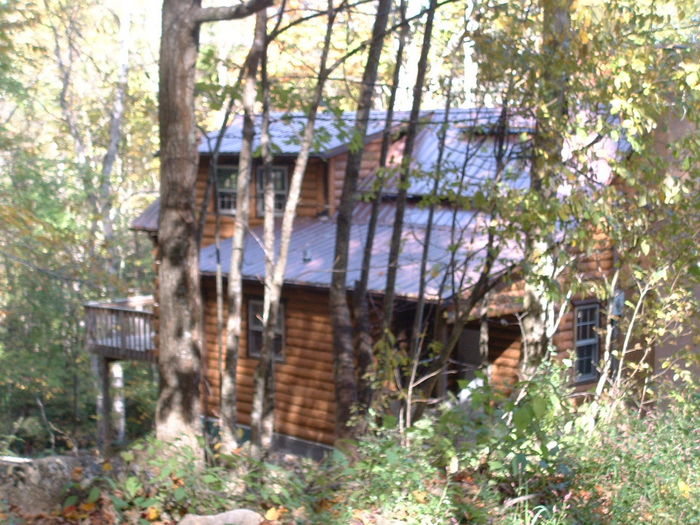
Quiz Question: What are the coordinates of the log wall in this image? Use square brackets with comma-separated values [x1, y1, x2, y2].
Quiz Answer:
[328, 137, 387, 214]
[487, 319, 522, 389]
[201, 278, 336, 445]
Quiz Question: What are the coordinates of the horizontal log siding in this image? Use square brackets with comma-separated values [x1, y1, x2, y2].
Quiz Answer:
[487, 319, 522, 389]
[331, 138, 384, 211]
[198, 157, 328, 248]
[201, 278, 336, 445]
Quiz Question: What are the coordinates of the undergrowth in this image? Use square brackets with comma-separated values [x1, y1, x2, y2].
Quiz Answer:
[10, 364, 697, 524]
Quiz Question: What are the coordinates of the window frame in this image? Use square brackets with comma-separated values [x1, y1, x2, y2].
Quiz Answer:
[247, 298, 285, 361]
[574, 302, 600, 382]
[256, 165, 288, 217]
[215, 164, 239, 216]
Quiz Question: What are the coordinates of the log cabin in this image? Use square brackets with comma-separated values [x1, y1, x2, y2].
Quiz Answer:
[86, 108, 689, 455]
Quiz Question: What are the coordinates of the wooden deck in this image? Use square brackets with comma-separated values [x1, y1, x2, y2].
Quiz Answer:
[85, 296, 156, 362]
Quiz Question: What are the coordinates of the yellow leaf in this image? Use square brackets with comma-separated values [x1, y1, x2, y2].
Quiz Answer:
[80, 502, 96, 512]
[412, 490, 429, 504]
[145, 506, 161, 521]
[265, 506, 287, 521]
[678, 480, 691, 498]
[102, 461, 113, 472]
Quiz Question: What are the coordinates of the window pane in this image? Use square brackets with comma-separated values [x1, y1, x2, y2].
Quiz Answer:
[575, 304, 599, 379]
[249, 302, 263, 329]
[216, 167, 238, 212]
[250, 331, 262, 357]
[217, 167, 237, 189]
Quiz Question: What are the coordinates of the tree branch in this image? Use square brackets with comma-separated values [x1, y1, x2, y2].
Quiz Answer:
[194, 0, 274, 23]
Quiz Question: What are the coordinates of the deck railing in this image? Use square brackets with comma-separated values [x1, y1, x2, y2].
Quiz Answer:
[85, 296, 156, 362]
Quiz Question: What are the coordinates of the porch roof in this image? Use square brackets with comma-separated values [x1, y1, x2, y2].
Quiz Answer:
[199, 204, 521, 302]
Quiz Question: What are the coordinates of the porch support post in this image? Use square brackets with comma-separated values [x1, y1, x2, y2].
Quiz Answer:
[112, 361, 125, 444]
[436, 313, 448, 398]
[97, 356, 113, 453]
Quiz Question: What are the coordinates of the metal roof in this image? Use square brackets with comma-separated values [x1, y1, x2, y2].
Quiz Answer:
[131, 199, 159, 232]
[199, 204, 521, 302]
[198, 108, 533, 158]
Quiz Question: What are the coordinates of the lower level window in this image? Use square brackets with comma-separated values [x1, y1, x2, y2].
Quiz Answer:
[248, 299, 284, 359]
[575, 304, 600, 381]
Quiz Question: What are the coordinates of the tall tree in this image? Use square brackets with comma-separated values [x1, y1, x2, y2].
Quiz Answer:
[156, 0, 271, 450]
[330, 0, 391, 440]
[381, 0, 437, 333]
[353, 0, 408, 412]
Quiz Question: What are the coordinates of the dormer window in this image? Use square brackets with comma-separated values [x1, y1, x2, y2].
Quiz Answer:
[256, 166, 288, 216]
[216, 165, 238, 215]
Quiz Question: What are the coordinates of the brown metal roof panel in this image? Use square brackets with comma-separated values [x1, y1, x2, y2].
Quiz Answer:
[200, 211, 521, 302]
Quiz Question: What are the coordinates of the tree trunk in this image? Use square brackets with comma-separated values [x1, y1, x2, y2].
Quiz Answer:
[251, 0, 337, 453]
[220, 9, 267, 454]
[520, 0, 572, 379]
[156, 1, 203, 450]
[330, 0, 391, 439]
[406, 70, 457, 428]
[382, 0, 437, 334]
[353, 0, 407, 412]
[157, 0, 270, 452]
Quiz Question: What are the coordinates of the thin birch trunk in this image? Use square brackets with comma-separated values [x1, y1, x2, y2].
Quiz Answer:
[220, 10, 267, 452]
[250, 0, 337, 453]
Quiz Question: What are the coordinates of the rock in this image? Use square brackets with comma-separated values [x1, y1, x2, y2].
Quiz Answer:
[0, 455, 82, 515]
[178, 508, 265, 525]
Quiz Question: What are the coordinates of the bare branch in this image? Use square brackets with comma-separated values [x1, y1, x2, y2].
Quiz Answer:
[194, 0, 274, 23]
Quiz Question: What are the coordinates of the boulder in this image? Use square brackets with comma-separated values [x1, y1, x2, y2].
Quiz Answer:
[178, 508, 265, 525]
[0, 455, 82, 515]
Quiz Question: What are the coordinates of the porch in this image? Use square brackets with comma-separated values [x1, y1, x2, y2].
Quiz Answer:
[84, 295, 156, 450]
[85, 295, 156, 362]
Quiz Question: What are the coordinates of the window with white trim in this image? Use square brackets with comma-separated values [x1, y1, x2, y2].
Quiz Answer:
[575, 304, 599, 381]
[248, 299, 284, 359]
[216, 165, 238, 214]
[256, 166, 288, 216]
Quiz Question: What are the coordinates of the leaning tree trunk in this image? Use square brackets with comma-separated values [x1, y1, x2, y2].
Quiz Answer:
[220, 9, 267, 454]
[330, 0, 391, 440]
[381, 0, 437, 335]
[353, 0, 407, 412]
[157, 0, 271, 451]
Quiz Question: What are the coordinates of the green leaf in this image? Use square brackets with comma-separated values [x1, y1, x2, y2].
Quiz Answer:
[111, 496, 128, 509]
[174, 487, 187, 502]
[382, 414, 398, 429]
[513, 404, 534, 432]
[532, 396, 547, 419]
[63, 495, 78, 508]
[87, 486, 101, 503]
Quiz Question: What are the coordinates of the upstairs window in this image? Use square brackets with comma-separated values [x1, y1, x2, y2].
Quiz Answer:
[575, 303, 600, 381]
[248, 299, 284, 359]
[256, 166, 288, 216]
[216, 165, 238, 215]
